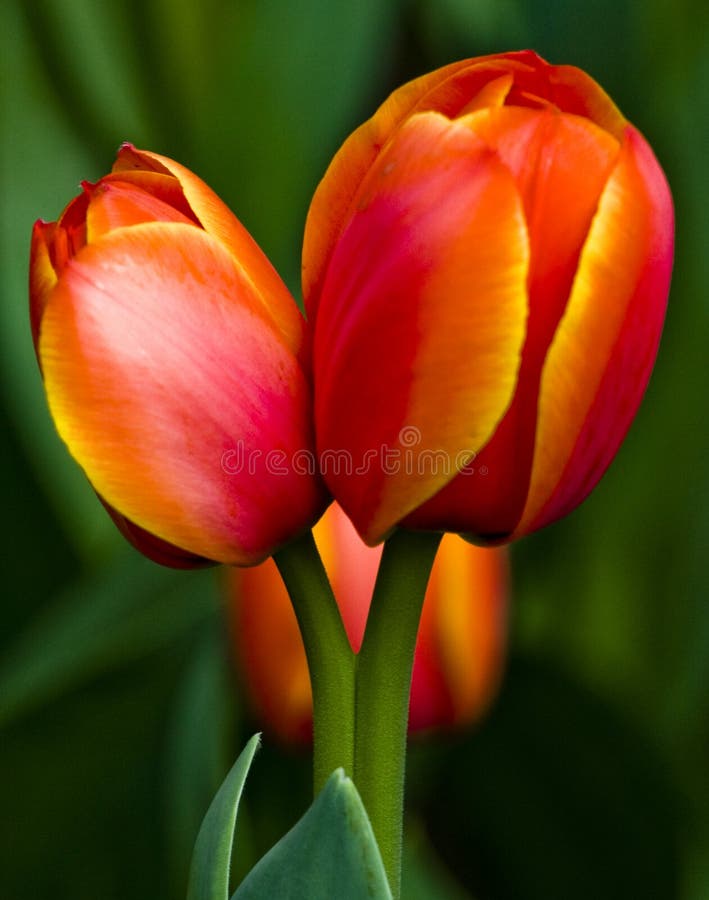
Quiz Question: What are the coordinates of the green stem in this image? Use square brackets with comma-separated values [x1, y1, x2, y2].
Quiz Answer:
[274, 531, 356, 792]
[353, 529, 442, 899]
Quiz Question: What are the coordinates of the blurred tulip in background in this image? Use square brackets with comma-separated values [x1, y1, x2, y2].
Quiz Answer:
[229, 503, 508, 743]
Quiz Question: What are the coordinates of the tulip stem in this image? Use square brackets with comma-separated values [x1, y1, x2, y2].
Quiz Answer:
[353, 528, 442, 899]
[274, 531, 356, 792]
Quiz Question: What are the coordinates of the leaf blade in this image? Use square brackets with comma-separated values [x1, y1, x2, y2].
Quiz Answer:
[233, 769, 392, 900]
[187, 733, 261, 900]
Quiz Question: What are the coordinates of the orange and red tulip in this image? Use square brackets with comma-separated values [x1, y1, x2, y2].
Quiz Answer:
[303, 51, 674, 545]
[229, 502, 508, 743]
[30, 144, 324, 566]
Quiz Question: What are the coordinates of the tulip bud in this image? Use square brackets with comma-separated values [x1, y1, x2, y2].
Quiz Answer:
[31, 145, 324, 566]
[303, 51, 674, 545]
[228, 503, 508, 743]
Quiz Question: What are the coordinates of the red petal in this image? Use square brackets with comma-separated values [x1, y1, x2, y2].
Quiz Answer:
[302, 50, 625, 321]
[515, 126, 673, 535]
[313, 112, 528, 543]
[410, 537, 508, 731]
[40, 221, 322, 564]
[230, 561, 314, 743]
[29, 220, 58, 356]
[114, 144, 302, 352]
[101, 499, 213, 569]
[303, 53, 535, 318]
[85, 179, 196, 241]
[407, 107, 620, 537]
[312, 502, 382, 653]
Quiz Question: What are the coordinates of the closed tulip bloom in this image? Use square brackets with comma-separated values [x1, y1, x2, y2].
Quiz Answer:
[31, 145, 324, 566]
[303, 51, 674, 544]
[229, 502, 508, 743]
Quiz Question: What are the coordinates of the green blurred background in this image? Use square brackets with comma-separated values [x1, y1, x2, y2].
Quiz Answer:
[1, 1, 707, 897]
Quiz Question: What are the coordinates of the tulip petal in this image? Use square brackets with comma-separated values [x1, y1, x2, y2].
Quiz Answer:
[101, 500, 212, 569]
[428, 538, 507, 722]
[407, 107, 620, 537]
[313, 112, 528, 543]
[410, 537, 507, 730]
[303, 54, 537, 315]
[39, 222, 321, 564]
[312, 502, 382, 653]
[232, 560, 314, 743]
[85, 179, 196, 241]
[113, 144, 302, 351]
[515, 126, 674, 535]
[302, 50, 625, 319]
[101, 170, 200, 222]
[45, 191, 91, 274]
[29, 221, 58, 354]
[457, 74, 514, 114]
[546, 65, 626, 138]
[302, 57, 475, 311]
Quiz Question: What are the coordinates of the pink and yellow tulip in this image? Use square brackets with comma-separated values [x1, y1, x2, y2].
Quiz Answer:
[304, 51, 674, 545]
[30, 145, 324, 566]
[229, 502, 508, 743]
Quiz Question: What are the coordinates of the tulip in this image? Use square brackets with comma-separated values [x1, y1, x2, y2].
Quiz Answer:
[229, 502, 507, 743]
[31, 144, 324, 566]
[303, 51, 674, 545]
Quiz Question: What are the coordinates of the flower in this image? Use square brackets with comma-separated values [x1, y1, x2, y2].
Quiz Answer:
[228, 502, 508, 743]
[31, 144, 324, 566]
[303, 51, 674, 545]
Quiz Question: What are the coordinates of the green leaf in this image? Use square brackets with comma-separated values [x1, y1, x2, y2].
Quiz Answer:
[187, 734, 261, 900]
[233, 769, 392, 900]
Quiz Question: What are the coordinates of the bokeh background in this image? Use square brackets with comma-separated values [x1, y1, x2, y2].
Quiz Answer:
[1, 1, 707, 898]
